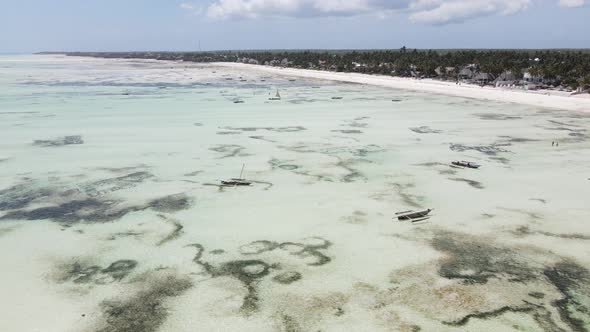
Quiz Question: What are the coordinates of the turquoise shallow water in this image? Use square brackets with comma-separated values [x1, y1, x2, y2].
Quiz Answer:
[1, 55, 590, 332]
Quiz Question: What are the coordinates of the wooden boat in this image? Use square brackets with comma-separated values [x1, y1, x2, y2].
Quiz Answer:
[221, 178, 251, 186]
[452, 161, 481, 169]
[331, 96, 343, 100]
[269, 89, 281, 100]
[233, 100, 245, 104]
[395, 209, 433, 222]
[221, 164, 252, 186]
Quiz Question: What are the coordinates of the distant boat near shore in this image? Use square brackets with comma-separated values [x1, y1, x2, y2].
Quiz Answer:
[269, 89, 281, 100]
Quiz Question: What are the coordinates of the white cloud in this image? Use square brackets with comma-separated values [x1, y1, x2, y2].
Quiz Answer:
[197, 0, 579, 24]
[180, 2, 204, 15]
[408, 0, 531, 24]
[559, 0, 586, 7]
[205, 0, 410, 19]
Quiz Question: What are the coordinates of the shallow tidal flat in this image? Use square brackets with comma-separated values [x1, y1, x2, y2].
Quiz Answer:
[1, 55, 590, 332]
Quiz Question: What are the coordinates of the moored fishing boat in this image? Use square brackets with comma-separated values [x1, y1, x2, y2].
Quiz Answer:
[395, 209, 433, 222]
[221, 164, 252, 186]
[452, 161, 481, 169]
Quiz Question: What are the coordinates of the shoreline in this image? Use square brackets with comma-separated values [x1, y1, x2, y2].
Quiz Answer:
[212, 62, 590, 112]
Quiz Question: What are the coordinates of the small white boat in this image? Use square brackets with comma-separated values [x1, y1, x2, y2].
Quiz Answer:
[269, 89, 281, 100]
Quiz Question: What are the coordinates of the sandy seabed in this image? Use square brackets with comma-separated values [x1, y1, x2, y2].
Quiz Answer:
[0, 55, 589, 332]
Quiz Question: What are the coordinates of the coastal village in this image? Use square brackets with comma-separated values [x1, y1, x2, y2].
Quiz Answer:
[235, 56, 589, 94]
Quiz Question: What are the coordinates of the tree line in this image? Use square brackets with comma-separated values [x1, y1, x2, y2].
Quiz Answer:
[63, 49, 590, 89]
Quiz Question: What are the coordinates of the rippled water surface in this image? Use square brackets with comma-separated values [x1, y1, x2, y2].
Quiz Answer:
[1, 55, 590, 332]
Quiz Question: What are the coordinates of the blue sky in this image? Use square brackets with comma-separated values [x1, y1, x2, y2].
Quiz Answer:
[0, 0, 588, 53]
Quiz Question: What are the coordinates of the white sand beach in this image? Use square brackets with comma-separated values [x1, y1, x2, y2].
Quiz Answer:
[216, 62, 590, 112]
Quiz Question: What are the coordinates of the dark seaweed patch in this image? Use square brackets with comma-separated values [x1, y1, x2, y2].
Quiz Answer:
[184, 171, 203, 177]
[249, 135, 276, 143]
[498, 207, 542, 220]
[544, 261, 590, 332]
[209, 144, 247, 159]
[273, 271, 302, 285]
[187, 237, 332, 313]
[548, 120, 582, 128]
[217, 260, 271, 313]
[410, 126, 442, 134]
[97, 273, 192, 332]
[331, 129, 363, 134]
[216, 131, 241, 135]
[448, 178, 484, 189]
[432, 231, 537, 284]
[222, 126, 306, 133]
[83, 172, 154, 197]
[240, 240, 280, 255]
[352, 144, 384, 157]
[107, 231, 144, 241]
[0, 198, 143, 223]
[1, 199, 119, 223]
[279, 164, 300, 171]
[102, 260, 138, 281]
[425, 230, 590, 330]
[530, 198, 547, 204]
[391, 183, 424, 208]
[475, 113, 522, 121]
[269, 158, 334, 182]
[490, 156, 511, 164]
[443, 306, 534, 326]
[148, 194, 191, 213]
[345, 121, 368, 129]
[95, 165, 148, 174]
[342, 210, 367, 224]
[0, 182, 54, 210]
[239, 237, 333, 266]
[33, 135, 84, 147]
[497, 136, 540, 143]
[69, 264, 102, 284]
[281, 314, 302, 332]
[450, 143, 510, 156]
[187, 243, 270, 313]
[280, 238, 332, 266]
[58, 259, 137, 285]
[249, 180, 274, 191]
[513, 226, 590, 241]
[337, 159, 368, 183]
[0, 177, 190, 223]
[415, 162, 447, 168]
[156, 215, 184, 246]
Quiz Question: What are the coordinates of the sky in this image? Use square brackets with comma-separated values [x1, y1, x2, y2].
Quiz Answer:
[0, 0, 589, 53]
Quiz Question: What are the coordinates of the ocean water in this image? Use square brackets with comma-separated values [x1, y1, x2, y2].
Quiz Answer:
[1, 55, 590, 332]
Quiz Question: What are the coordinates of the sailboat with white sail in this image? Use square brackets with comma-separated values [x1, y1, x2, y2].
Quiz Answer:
[269, 89, 281, 100]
